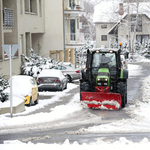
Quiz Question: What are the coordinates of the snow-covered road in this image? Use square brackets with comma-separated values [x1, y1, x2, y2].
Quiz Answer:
[1, 62, 150, 149]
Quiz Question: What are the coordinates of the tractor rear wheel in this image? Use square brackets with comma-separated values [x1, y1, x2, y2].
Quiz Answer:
[80, 81, 90, 92]
[116, 81, 127, 108]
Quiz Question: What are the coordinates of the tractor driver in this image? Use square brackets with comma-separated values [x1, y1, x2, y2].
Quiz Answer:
[100, 53, 112, 64]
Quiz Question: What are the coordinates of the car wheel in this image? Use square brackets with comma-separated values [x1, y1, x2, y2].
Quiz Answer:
[34, 97, 39, 105]
[64, 82, 67, 89]
[67, 75, 71, 83]
[59, 84, 63, 91]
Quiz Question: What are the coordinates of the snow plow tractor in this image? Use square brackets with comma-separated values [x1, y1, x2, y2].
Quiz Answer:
[80, 48, 128, 110]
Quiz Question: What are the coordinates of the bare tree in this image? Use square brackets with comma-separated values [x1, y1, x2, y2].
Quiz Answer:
[131, 0, 139, 54]
[81, 0, 104, 40]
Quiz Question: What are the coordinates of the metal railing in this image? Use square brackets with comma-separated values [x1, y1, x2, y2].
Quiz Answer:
[3, 7, 13, 29]
[65, 33, 84, 43]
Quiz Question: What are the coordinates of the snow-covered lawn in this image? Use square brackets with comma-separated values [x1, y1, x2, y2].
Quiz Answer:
[1, 62, 150, 148]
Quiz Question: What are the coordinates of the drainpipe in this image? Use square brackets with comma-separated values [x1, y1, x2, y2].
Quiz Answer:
[63, 0, 66, 62]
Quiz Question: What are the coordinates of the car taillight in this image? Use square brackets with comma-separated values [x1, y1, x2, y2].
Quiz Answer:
[76, 70, 80, 73]
[54, 79, 60, 82]
[123, 61, 125, 64]
[38, 78, 43, 82]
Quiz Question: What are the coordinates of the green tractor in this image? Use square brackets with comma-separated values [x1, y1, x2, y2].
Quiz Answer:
[80, 48, 128, 110]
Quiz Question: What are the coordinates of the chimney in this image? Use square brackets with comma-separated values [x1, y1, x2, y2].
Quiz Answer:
[119, 3, 124, 15]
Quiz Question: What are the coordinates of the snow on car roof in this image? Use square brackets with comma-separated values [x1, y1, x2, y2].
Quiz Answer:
[38, 69, 64, 78]
[6, 75, 36, 97]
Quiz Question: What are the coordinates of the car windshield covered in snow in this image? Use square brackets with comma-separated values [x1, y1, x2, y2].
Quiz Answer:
[92, 52, 116, 68]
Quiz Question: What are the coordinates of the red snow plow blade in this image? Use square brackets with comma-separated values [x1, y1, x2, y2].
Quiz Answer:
[81, 91, 122, 110]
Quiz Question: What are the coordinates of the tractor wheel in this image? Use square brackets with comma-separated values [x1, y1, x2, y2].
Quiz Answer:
[116, 81, 127, 108]
[80, 81, 90, 92]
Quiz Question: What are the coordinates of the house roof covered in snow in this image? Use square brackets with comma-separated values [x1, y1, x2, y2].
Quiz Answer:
[93, 0, 150, 23]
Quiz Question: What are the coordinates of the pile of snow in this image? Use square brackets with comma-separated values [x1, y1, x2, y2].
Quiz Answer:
[0, 96, 24, 109]
[1, 138, 150, 150]
[0, 83, 80, 129]
[128, 54, 150, 63]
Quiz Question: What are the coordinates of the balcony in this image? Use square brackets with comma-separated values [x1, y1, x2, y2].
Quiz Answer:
[64, 0, 84, 15]
[65, 33, 84, 46]
[3, 7, 13, 32]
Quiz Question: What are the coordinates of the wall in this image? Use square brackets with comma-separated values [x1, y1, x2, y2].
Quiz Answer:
[40, 0, 64, 57]
[95, 23, 115, 48]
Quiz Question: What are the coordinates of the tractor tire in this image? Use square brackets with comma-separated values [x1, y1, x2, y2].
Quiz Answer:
[116, 81, 127, 108]
[80, 81, 90, 92]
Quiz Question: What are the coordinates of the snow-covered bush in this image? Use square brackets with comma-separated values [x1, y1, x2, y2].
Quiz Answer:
[21, 49, 58, 78]
[0, 75, 9, 103]
[134, 40, 141, 53]
[75, 37, 94, 68]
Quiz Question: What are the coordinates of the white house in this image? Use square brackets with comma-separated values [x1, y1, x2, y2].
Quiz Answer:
[94, 0, 150, 49]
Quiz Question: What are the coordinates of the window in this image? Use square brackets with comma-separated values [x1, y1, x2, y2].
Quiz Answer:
[24, 0, 37, 14]
[101, 35, 107, 41]
[3, 8, 13, 29]
[77, 18, 79, 29]
[69, 0, 75, 7]
[39, 0, 42, 16]
[20, 35, 23, 55]
[131, 16, 142, 32]
[70, 19, 76, 41]
[20, 0, 23, 13]
[24, 0, 29, 12]
[92, 53, 116, 68]
[101, 25, 107, 29]
[136, 35, 149, 43]
[30, 0, 37, 14]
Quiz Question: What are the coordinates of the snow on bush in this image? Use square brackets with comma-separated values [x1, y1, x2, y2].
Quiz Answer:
[21, 49, 58, 78]
[0, 74, 9, 103]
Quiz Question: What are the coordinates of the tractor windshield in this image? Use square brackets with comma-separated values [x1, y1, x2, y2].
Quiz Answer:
[92, 52, 116, 68]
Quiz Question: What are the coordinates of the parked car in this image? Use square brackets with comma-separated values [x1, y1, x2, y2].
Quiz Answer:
[11, 75, 39, 106]
[121, 54, 128, 69]
[54, 63, 80, 82]
[60, 62, 75, 68]
[37, 69, 67, 91]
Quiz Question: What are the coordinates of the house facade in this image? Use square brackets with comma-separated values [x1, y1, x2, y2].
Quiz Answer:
[0, 0, 84, 76]
[94, 1, 150, 49]
[63, 0, 84, 64]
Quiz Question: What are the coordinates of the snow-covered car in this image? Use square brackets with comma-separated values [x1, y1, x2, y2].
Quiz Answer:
[54, 63, 80, 82]
[37, 69, 67, 91]
[8, 75, 39, 106]
[121, 55, 128, 69]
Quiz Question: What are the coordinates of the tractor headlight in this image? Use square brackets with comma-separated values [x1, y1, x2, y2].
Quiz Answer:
[97, 78, 108, 86]
[98, 78, 101, 81]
